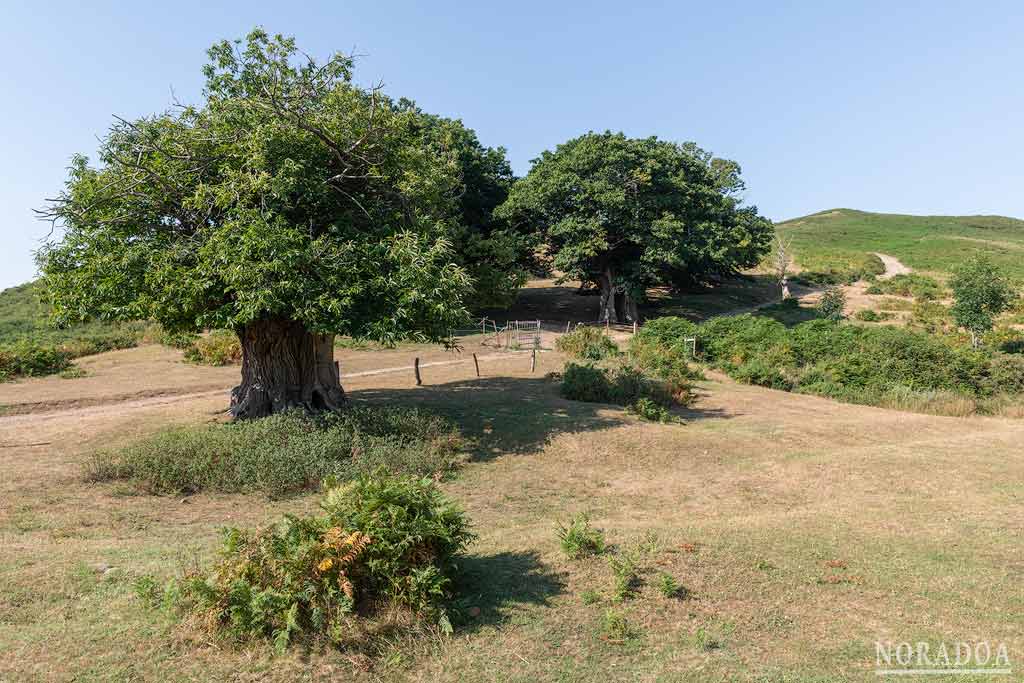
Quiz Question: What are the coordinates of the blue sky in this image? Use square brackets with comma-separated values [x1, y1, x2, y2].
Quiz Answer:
[2, 0, 1022, 289]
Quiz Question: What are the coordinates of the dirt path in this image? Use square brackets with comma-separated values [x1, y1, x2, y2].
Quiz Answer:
[874, 252, 912, 279]
[0, 349, 545, 423]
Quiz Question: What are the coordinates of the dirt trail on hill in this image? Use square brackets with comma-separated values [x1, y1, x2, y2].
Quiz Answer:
[874, 252, 912, 279]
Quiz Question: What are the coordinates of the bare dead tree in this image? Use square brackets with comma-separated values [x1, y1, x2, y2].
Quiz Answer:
[774, 234, 793, 299]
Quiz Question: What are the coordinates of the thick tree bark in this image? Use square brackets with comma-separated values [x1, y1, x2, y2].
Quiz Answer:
[597, 266, 617, 323]
[229, 318, 346, 420]
[622, 292, 639, 323]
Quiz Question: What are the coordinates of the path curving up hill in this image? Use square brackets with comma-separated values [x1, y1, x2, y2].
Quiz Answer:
[873, 252, 912, 280]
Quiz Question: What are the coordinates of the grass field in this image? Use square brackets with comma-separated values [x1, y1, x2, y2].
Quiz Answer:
[776, 208, 1024, 280]
[1, 337, 1022, 681]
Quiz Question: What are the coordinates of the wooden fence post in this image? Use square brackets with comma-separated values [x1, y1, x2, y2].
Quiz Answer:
[472, 353, 480, 377]
[531, 349, 537, 373]
[414, 357, 422, 386]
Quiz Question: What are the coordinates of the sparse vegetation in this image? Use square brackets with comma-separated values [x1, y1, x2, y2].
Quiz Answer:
[85, 407, 464, 498]
[162, 473, 473, 650]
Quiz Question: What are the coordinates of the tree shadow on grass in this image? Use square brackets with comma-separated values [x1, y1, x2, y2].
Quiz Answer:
[449, 550, 565, 633]
[350, 376, 734, 463]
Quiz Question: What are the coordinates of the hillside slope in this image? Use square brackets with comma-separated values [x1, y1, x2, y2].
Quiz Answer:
[0, 280, 146, 347]
[776, 208, 1024, 279]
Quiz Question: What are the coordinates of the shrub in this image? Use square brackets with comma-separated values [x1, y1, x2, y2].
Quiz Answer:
[143, 323, 198, 349]
[816, 287, 847, 321]
[984, 327, 1024, 354]
[607, 554, 640, 602]
[85, 407, 464, 498]
[599, 609, 637, 642]
[556, 513, 607, 559]
[184, 330, 241, 365]
[628, 397, 673, 423]
[560, 361, 692, 408]
[0, 341, 72, 380]
[629, 323, 700, 386]
[865, 274, 943, 301]
[656, 572, 682, 599]
[854, 309, 893, 322]
[556, 326, 619, 360]
[172, 473, 474, 650]
[910, 301, 954, 335]
[689, 313, 1024, 414]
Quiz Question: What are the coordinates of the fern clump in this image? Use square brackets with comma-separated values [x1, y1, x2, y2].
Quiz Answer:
[556, 513, 607, 559]
[172, 472, 474, 650]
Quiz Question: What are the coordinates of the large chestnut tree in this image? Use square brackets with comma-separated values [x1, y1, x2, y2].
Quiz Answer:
[38, 30, 477, 418]
[498, 132, 773, 322]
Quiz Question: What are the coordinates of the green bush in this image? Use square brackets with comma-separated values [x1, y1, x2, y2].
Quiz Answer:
[0, 327, 145, 382]
[0, 341, 72, 380]
[556, 326, 620, 360]
[656, 572, 682, 599]
[629, 318, 701, 386]
[556, 513, 606, 559]
[816, 287, 847, 321]
[792, 253, 885, 286]
[171, 473, 474, 650]
[85, 407, 464, 498]
[684, 313, 1024, 413]
[184, 330, 241, 365]
[560, 361, 692, 408]
[628, 397, 673, 423]
[983, 327, 1024, 354]
[853, 309, 894, 322]
[865, 274, 944, 301]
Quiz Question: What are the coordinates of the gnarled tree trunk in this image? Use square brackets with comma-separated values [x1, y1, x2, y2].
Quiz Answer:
[229, 318, 346, 420]
[597, 266, 617, 323]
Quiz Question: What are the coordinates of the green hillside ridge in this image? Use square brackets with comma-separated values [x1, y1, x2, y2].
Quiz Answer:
[776, 208, 1024, 280]
[0, 281, 150, 380]
[0, 281, 146, 347]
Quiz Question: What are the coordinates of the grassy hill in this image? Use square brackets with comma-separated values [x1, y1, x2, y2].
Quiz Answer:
[0, 280, 147, 347]
[776, 208, 1024, 280]
[0, 281, 150, 380]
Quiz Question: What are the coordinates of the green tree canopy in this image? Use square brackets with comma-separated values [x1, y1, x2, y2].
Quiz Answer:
[400, 102, 538, 307]
[949, 255, 1017, 346]
[37, 30, 476, 417]
[497, 132, 773, 322]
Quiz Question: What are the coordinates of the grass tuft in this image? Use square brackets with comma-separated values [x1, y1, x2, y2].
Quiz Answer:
[84, 407, 465, 498]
